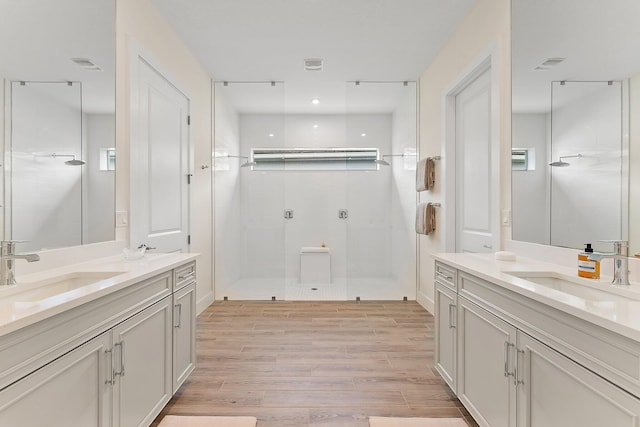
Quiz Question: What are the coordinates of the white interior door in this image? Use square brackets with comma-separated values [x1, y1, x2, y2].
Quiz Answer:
[455, 68, 494, 253]
[130, 56, 190, 253]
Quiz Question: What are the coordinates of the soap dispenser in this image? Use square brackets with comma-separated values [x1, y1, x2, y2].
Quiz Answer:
[578, 243, 600, 279]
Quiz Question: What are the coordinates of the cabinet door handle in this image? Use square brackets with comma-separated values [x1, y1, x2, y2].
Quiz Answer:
[178, 272, 194, 281]
[114, 341, 125, 377]
[174, 303, 182, 328]
[515, 348, 525, 386]
[436, 272, 453, 281]
[504, 341, 515, 378]
[448, 304, 456, 329]
[105, 349, 114, 385]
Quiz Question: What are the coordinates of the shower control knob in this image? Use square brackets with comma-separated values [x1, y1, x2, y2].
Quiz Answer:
[284, 209, 294, 219]
[338, 209, 348, 219]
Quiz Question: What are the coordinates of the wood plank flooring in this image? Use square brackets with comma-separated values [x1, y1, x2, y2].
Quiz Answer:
[152, 301, 478, 427]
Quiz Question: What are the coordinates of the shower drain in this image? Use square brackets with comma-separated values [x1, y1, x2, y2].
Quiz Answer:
[311, 287, 318, 291]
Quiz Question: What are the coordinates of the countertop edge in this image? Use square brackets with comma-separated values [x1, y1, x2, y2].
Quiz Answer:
[0, 252, 200, 337]
[434, 252, 640, 342]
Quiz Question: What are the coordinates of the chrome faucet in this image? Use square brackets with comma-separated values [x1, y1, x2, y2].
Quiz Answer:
[0, 241, 40, 287]
[588, 240, 630, 286]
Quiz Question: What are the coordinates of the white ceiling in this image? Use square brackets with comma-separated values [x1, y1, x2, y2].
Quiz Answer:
[152, 0, 475, 113]
[512, 0, 640, 114]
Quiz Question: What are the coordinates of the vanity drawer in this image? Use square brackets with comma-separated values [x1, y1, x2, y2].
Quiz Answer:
[174, 262, 196, 291]
[435, 262, 457, 291]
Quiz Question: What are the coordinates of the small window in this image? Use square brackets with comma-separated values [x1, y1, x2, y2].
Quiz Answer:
[99, 148, 116, 171]
[512, 148, 535, 171]
[250, 148, 380, 171]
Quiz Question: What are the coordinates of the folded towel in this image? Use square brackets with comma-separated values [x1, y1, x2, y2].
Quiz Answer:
[426, 202, 436, 234]
[416, 157, 436, 191]
[416, 158, 428, 191]
[425, 157, 435, 190]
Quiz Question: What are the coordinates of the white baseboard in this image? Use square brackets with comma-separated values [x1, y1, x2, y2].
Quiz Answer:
[417, 290, 434, 315]
[196, 292, 215, 315]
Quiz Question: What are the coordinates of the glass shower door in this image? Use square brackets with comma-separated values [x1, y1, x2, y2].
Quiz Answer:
[213, 81, 286, 300]
[345, 81, 418, 300]
[282, 81, 349, 300]
[549, 81, 624, 251]
[8, 81, 83, 251]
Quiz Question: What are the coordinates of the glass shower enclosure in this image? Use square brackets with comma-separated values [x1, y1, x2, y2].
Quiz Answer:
[213, 80, 417, 300]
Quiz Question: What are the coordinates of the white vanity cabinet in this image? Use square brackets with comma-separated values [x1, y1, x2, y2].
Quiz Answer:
[435, 263, 457, 391]
[0, 257, 197, 427]
[172, 264, 196, 393]
[516, 331, 640, 427]
[435, 259, 640, 427]
[456, 297, 516, 427]
[112, 297, 173, 427]
[0, 331, 112, 426]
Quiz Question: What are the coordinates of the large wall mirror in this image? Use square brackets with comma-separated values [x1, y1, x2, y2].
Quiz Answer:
[0, 0, 115, 252]
[511, 0, 640, 255]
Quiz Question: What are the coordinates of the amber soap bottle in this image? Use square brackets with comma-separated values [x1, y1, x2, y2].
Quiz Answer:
[578, 243, 600, 279]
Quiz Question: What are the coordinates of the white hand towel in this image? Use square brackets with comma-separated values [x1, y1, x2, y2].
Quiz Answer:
[416, 203, 437, 235]
[426, 157, 435, 190]
[426, 202, 436, 234]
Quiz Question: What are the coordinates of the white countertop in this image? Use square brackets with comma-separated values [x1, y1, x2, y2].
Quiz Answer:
[434, 252, 640, 342]
[0, 252, 198, 337]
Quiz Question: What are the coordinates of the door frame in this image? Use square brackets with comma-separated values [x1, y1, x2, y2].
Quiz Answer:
[128, 41, 193, 251]
[441, 47, 501, 253]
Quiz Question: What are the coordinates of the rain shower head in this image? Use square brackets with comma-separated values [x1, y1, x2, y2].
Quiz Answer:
[46, 153, 86, 166]
[549, 153, 582, 167]
[64, 158, 86, 166]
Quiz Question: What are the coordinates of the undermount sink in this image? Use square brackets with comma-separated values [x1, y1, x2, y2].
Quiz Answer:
[505, 271, 640, 303]
[1, 271, 126, 307]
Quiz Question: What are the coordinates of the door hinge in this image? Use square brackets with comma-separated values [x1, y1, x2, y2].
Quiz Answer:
[187, 174, 193, 184]
[187, 115, 191, 125]
[187, 235, 191, 245]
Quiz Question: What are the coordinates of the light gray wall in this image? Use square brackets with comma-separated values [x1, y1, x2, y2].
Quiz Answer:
[512, 113, 549, 244]
[85, 113, 115, 244]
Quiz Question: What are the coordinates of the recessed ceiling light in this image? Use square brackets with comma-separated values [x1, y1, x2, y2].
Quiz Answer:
[311, 98, 320, 105]
[268, 133, 275, 137]
[361, 133, 367, 137]
[313, 124, 319, 129]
